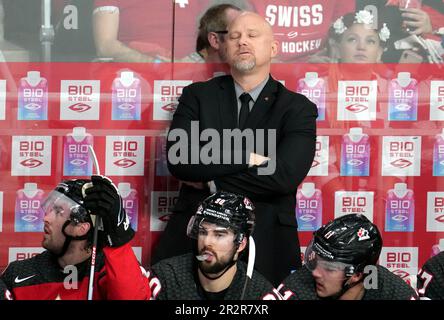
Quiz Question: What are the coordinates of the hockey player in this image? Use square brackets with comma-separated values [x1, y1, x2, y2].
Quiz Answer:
[276, 214, 417, 300]
[150, 191, 279, 300]
[0, 176, 151, 300]
[417, 251, 444, 300]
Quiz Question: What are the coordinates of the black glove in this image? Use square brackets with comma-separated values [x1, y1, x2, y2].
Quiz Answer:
[83, 175, 135, 247]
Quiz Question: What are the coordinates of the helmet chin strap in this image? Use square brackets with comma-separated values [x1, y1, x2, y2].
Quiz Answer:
[327, 276, 363, 300]
[57, 220, 90, 258]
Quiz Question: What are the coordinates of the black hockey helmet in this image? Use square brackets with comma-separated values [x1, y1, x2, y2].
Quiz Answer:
[42, 179, 93, 225]
[187, 191, 255, 244]
[306, 214, 382, 275]
[41, 179, 95, 256]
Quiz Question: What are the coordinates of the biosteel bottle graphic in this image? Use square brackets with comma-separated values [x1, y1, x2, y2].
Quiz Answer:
[385, 183, 415, 232]
[118, 182, 138, 231]
[340, 127, 370, 176]
[433, 128, 444, 176]
[297, 72, 325, 121]
[15, 183, 45, 232]
[18, 71, 48, 120]
[295, 182, 322, 231]
[63, 127, 93, 176]
[112, 71, 141, 120]
[388, 72, 418, 121]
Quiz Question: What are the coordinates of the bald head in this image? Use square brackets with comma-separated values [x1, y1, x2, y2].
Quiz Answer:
[225, 11, 278, 76]
[227, 12, 274, 39]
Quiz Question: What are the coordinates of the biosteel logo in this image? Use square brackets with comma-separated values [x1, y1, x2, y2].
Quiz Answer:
[114, 159, 136, 168]
[60, 80, 100, 120]
[433, 196, 444, 222]
[150, 191, 179, 231]
[19, 140, 45, 168]
[106, 136, 145, 176]
[68, 102, 92, 113]
[389, 141, 414, 168]
[20, 159, 43, 168]
[19, 141, 45, 168]
[153, 80, 192, 120]
[118, 103, 135, 111]
[8, 247, 45, 263]
[380, 247, 418, 281]
[386, 252, 412, 272]
[427, 192, 444, 231]
[338, 81, 376, 121]
[308, 136, 329, 177]
[113, 141, 138, 168]
[435, 85, 444, 108]
[156, 195, 177, 222]
[382, 136, 421, 176]
[430, 81, 444, 120]
[344, 86, 370, 113]
[12, 136, 52, 176]
[160, 84, 185, 113]
[390, 159, 412, 168]
[70, 159, 87, 167]
[67, 85, 93, 111]
[345, 103, 368, 113]
[311, 140, 321, 168]
[24, 103, 41, 111]
[335, 191, 374, 221]
[393, 89, 414, 111]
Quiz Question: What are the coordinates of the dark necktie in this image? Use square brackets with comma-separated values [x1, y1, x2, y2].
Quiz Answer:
[238, 92, 252, 129]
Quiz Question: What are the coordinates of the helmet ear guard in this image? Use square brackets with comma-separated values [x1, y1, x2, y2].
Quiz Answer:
[235, 232, 246, 245]
[69, 205, 90, 225]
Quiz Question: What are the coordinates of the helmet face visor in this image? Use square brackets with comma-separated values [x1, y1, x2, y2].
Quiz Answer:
[187, 215, 235, 242]
[41, 191, 86, 223]
[304, 240, 352, 274]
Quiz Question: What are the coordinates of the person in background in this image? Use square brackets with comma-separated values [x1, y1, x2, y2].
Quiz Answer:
[92, 0, 249, 62]
[181, 3, 241, 63]
[360, 0, 443, 63]
[327, 9, 391, 63]
[92, 0, 173, 62]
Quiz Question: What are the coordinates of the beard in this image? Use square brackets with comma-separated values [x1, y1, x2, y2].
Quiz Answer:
[42, 233, 64, 256]
[198, 246, 237, 275]
[233, 57, 256, 72]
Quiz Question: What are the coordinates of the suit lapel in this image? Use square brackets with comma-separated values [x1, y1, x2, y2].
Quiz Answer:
[245, 76, 278, 129]
[218, 76, 238, 130]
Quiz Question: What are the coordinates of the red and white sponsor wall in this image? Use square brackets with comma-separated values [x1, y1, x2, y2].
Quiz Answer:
[0, 62, 443, 288]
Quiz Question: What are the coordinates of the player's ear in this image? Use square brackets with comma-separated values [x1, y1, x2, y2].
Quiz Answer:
[271, 40, 278, 58]
[76, 221, 91, 237]
[208, 32, 221, 50]
[349, 272, 364, 283]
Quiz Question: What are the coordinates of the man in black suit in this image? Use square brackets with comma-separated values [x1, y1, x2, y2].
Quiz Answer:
[152, 12, 317, 286]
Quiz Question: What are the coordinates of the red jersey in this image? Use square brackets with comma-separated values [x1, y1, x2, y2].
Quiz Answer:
[0, 244, 151, 300]
[250, 0, 355, 61]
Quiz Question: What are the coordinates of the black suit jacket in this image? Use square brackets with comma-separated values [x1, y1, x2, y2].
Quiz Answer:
[153, 75, 317, 285]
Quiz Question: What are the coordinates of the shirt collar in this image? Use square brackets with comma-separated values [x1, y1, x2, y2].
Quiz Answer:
[234, 75, 270, 103]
